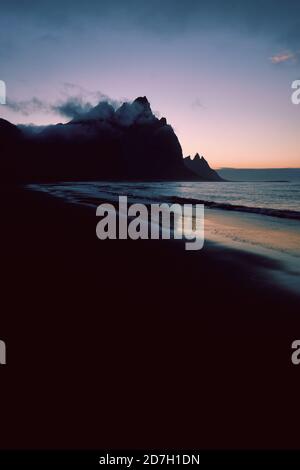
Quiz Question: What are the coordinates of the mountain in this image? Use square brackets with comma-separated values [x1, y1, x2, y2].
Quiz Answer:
[0, 118, 24, 179]
[0, 97, 219, 183]
[0, 118, 22, 141]
[184, 154, 224, 181]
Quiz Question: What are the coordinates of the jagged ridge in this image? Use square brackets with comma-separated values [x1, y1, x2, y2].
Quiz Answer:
[184, 153, 223, 181]
[0, 97, 222, 183]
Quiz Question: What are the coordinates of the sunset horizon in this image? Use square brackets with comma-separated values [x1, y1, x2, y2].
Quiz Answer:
[2, 91, 300, 170]
[1, 1, 300, 169]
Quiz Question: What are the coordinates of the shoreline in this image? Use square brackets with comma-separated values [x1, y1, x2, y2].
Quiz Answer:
[27, 182, 300, 297]
[2, 182, 299, 316]
[204, 207, 300, 296]
[27, 180, 300, 221]
[1, 183, 300, 449]
[1, 182, 298, 322]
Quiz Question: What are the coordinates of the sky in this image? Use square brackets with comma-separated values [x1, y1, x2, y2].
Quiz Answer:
[0, 0, 300, 168]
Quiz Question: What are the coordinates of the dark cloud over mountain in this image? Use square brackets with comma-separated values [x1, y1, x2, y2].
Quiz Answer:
[6, 98, 51, 116]
[6, 92, 124, 120]
[0, 96, 206, 182]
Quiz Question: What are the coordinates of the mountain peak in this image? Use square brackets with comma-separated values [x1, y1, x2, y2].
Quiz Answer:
[184, 154, 223, 181]
[194, 153, 209, 165]
[134, 96, 150, 107]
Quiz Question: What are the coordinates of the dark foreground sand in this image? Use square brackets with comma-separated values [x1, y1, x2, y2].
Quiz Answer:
[1, 184, 300, 449]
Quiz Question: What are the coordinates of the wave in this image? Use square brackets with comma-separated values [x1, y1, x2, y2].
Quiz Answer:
[166, 196, 300, 220]
[113, 192, 300, 220]
[102, 192, 300, 220]
[29, 183, 300, 221]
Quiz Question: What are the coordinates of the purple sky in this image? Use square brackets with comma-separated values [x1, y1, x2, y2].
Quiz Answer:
[0, 0, 300, 168]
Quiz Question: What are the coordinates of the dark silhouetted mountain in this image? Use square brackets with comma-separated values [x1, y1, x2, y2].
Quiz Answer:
[0, 118, 23, 179]
[184, 154, 224, 181]
[0, 118, 22, 142]
[0, 98, 219, 182]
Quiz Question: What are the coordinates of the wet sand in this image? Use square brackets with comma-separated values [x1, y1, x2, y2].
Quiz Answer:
[1, 184, 300, 449]
[204, 208, 300, 295]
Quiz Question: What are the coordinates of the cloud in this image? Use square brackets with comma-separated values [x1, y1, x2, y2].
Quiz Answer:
[6, 95, 108, 119]
[1, 0, 300, 50]
[13, 96, 160, 148]
[6, 97, 51, 115]
[61, 83, 124, 109]
[270, 51, 297, 64]
[52, 97, 93, 119]
[5, 92, 157, 129]
[6, 86, 125, 120]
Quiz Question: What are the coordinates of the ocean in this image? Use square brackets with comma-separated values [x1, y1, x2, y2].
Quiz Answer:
[29, 180, 300, 293]
[29, 181, 300, 219]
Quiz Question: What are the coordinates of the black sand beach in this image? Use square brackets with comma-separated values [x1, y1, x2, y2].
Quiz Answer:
[1, 184, 300, 449]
